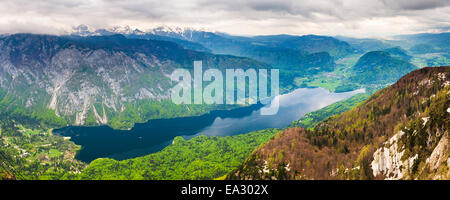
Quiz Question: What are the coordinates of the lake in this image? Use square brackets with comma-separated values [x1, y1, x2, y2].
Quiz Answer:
[53, 87, 365, 163]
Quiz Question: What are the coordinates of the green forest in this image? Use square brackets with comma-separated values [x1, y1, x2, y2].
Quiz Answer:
[76, 129, 279, 180]
[291, 93, 371, 129]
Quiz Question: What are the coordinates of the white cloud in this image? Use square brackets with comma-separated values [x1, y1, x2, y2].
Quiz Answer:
[0, 0, 448, 37]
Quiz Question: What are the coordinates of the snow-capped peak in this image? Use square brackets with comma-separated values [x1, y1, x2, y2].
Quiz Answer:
[71, 24, 100, 36]
[147, 25, 211, 40]
[149, 25, 198, 34]
[70, 24, 145, 36]
[109, 25, 144, 35]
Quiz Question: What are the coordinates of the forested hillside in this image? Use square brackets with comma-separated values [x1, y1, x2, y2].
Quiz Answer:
[228, 67, 449, 180]
[76, 129, 279, 180]
[290, 93, 371, 129]
[349, 51, 417, 84]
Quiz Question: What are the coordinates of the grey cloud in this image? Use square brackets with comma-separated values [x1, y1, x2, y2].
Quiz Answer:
[0, 0, 448, 37]
[248, 1, 294, 13]
[381, 0, 450, 11]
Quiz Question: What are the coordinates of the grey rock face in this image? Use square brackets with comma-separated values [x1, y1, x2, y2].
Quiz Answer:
[0, 34, 176, 126]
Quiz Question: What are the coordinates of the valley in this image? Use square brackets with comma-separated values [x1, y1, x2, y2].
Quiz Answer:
[54, 87, 363, 163]
[0, 27, 449, 180]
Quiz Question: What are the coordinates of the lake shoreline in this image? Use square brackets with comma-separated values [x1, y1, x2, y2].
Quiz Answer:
[54, 87, 365, 163]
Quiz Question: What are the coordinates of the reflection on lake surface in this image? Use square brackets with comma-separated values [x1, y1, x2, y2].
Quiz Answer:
[54, 87, 365, 163]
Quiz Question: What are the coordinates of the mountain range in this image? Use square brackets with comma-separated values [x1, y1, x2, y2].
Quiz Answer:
[0, 33, 269, 129]
[2, 26, 449, 129]
[0, 25, 449, 180]
[0, 27, 369, 129]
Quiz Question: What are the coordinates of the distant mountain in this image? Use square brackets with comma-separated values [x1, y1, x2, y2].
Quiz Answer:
[146, 27, 352, 79]
[71, 25, 211, 53]
[349, 51, 417, 84]
[71, 24, 144, 36]
[337, 33, 450, 55]
[382, 47, 412, 62]
[409, 43, 442, 54]
[228, 66, 449, 180]
[390, 33, 450, 67]
[149, 28, 356, 58]
[246, 34, 357, 58]
[394, 32, 450, 54]
[0, 33, 269, 129]
[335, 36, 394, 52]
[71, 25, 341, 77]
[126, 34, 211, 53]
[69, 26, 347, 93]
[235, 46, 335, 72]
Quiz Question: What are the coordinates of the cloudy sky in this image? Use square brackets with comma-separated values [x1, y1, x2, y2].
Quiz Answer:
[0, 0, 449, 38]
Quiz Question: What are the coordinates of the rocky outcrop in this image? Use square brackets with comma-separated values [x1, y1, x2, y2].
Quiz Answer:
[426, 133, 449, 172]
[371, 131, 406, 179]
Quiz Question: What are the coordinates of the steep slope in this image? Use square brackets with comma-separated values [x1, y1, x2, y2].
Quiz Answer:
[290, 93, 371, 129]
[349, 51, 417, 84]
[0, 33, 269, 129]
[228, 67, 449, 180]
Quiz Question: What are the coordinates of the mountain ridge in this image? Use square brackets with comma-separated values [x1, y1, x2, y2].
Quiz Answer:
[0, 33, 270, 129]
[349, 50, 418, 84]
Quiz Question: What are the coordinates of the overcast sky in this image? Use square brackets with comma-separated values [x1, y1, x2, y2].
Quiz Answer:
[0, 0, 449, 38]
